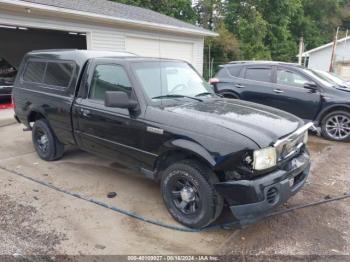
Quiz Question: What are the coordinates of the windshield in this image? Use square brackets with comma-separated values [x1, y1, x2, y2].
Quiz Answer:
[312, 70, 350, 88]
[131, 61, 213, 100]
[301, 68, 334, 88]
[312, 70, 342, 85]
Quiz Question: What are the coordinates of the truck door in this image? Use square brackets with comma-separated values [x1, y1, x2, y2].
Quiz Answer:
[73, 61, 149, 168]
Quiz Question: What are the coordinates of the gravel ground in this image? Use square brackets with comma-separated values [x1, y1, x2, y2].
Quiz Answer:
[0, 194, 66, 255]
[0, 123, 349, 257]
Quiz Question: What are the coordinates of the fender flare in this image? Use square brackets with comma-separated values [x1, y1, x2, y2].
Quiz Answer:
[26, 106, 47, 125]
[315, 104, 350, 124]
[158, 139, 216, 168]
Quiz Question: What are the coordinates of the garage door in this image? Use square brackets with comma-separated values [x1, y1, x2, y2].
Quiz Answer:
[340, 65, 350, 80]
[126, 36, 193, 64]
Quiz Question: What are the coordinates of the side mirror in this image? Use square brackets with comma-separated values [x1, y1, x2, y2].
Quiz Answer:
[104, 91, 138, 110]
[304, 82, 318, 90]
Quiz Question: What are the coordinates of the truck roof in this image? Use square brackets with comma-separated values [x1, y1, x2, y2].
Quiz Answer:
[25, 49, 186, 66]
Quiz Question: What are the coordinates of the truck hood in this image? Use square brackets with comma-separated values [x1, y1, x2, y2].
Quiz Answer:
[166, 98, 304, 148]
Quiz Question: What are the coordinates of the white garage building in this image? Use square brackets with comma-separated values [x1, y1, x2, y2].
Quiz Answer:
[0, 0, 216, 74]
[301, 36, 350, 80]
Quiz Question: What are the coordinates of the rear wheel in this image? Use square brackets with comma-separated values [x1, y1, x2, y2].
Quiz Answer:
[321, 110, 350, 142]
[32, 119, 64, 161]
[161, 160, 223, 229]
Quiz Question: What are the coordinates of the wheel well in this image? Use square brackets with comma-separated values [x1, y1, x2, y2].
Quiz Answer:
[318, 106, 350, 124]
[154, 150, 214, 182]
[220, 91, 239, 99]
[27, 111, 45, 123]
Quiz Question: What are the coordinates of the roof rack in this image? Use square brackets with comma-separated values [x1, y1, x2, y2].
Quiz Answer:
[226, 60, 301, 66]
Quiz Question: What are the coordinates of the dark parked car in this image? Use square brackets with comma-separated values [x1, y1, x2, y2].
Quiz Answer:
[0, 57, 16, 104]
[13, 50, 311, 229]
[212, 61, 350, 141]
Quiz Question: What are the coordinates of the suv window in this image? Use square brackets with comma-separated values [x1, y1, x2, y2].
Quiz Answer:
[89, 64, 132, 101]
[245, 67, 272, 83]
[0, 58, 17, 86]
[277, 69, 309, 88]
[23, 61, 46, 83]
[227, 65, 242, 77]
[44, 62, 74, 88]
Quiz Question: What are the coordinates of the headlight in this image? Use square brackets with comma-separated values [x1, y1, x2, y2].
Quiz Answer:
[303, 131, 308, 144]
[253, 147, 277, 170]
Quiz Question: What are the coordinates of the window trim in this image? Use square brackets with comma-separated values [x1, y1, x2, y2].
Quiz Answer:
[243, 66, 274, 83]
[21, 58, 76, 90]
[87, 62, 133, 102]
[276, 67, 315, 89]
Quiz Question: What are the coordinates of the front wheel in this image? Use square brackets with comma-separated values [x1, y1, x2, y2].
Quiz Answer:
[161, 160, 223, 229]
[321, 110, 350, 142]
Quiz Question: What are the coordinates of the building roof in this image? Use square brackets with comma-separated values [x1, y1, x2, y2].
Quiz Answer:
[302, 36, 350, 57]
[7, 0, 216, 36]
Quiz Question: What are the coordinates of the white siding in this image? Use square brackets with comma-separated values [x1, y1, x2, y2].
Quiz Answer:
[0, 9, 205, 74]
[126, 36, 194, 64]
[90, 30, 125, 51]
[308, 40, 350, 72]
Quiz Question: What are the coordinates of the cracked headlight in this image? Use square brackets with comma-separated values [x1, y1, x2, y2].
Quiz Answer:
[253, 147, 277, 171]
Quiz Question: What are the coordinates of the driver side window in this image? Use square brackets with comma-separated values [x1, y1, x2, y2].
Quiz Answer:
[89, 64, 132, 101]
[277, 69, 310, 88]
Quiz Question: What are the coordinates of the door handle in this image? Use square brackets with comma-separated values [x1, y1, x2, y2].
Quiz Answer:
[235, 84, 245, 88]
[273, 89, 284, 93]
[80, 108, 91, 117]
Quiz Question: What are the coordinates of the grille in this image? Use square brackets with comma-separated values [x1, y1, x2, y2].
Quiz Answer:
[266, 187, 279, 204]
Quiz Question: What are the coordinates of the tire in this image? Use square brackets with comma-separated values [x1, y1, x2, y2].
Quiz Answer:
[161, 160, 223, 229]
[32, 119, 64, 161]
[321, 110, 350, 142]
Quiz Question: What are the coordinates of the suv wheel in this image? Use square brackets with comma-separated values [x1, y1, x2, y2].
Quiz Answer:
[321, 110, 350, 142]
[161, 160, 223, 229]
[32, 119, 64, 161]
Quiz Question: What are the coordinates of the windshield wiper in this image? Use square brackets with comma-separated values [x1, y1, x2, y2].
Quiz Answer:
[152, 94, 203, 102]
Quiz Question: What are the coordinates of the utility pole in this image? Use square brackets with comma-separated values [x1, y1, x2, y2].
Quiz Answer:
[298, 36, 304, 65]
[208, 44, 211, 78]
[329, 26, 339, 72]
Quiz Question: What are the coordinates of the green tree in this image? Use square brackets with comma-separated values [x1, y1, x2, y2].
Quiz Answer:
[225, 0, 302, 61]
[204, 22, 240, 78]
[194, 0, 225, 30]
[291, 0, 350, 52]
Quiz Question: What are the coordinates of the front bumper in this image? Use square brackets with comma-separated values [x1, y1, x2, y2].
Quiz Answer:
[215, 150, 310, 226]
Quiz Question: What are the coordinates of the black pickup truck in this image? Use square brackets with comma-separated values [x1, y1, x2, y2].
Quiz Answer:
[13, 50, 311, 229]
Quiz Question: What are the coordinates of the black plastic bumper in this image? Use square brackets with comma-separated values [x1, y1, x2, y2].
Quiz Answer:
[215, 150, 310, 226]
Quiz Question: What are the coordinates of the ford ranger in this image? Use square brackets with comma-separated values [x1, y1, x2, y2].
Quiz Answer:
[13, 50, 311, 229]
